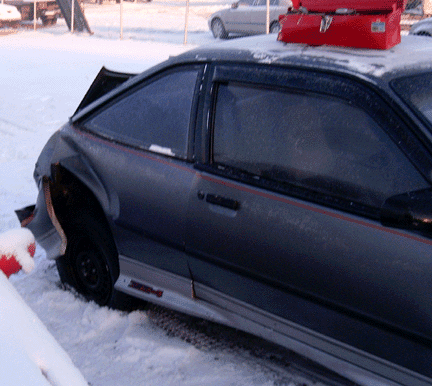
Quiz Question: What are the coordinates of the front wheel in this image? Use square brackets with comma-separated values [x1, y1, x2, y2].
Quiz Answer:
[41, 16, 58, 26]
[211, 18, 228, 39]
[56, 212, 119, 306]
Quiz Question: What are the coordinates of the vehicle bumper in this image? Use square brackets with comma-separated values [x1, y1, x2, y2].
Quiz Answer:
[15, 188, 63, 260]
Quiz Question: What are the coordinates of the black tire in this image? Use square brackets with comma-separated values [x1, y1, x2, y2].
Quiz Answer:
[56, 211, 120, 307]
[41, 16, 57, 26]
[211, 18, 228, 39]
[270, 21, 281, 34]
[415, 31, 431, 37]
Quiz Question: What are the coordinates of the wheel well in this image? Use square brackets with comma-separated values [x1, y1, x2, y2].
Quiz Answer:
[415, 30, 432, 37]
[48, 163, 118, 259]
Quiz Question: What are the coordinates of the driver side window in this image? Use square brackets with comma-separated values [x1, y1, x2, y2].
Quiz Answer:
[212, 83, 428, 209]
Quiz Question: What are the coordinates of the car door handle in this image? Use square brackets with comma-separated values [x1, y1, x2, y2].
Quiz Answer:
[205, 193, 240, 211]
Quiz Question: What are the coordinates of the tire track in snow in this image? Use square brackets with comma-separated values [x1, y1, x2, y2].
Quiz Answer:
[0, 117, 35, 134]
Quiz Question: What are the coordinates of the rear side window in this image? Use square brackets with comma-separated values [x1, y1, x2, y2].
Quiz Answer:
[84, 67, 200, 159]
[212, 83, 427, 209]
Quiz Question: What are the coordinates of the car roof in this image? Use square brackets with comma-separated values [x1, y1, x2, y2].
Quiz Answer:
[173, 34, 432, 80]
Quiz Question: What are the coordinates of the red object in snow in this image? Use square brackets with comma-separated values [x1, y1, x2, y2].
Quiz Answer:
[278, 0, 406, 50]
[0, 254, 22, 278]
[0, 241, 36, 278]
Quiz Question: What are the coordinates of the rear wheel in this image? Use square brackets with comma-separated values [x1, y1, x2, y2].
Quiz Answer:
[56, 211, 119, 307]
[270, 21, 281, 34]
[211, 18, 228, 39]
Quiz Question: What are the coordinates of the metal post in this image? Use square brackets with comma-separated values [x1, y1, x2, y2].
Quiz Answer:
[265, 0, 270, 34]
[120, 0, 123, 39]
[183, 0, 189, 44]
[33, 0, 37, 31]
[71, 0, 75, 33]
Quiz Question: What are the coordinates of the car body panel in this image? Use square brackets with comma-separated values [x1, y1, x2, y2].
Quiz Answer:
[409, 16, 432, 36]
[85, 133, 195, 278]
[20, 35, 432, 386]
[186, 167, 432, 376]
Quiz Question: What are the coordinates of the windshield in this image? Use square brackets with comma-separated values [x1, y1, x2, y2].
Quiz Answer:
[391, 72, 432, 127]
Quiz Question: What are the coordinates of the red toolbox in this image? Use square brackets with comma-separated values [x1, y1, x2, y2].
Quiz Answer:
[291, 0, 405, 13]
[279, 1, 406, 50]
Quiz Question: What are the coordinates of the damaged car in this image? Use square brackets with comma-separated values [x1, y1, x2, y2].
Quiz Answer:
[17, 35, 432, 386]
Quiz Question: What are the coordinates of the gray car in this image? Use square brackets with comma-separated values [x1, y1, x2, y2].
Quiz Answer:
[209, 0, 291, 38]
[409, 16, 432, 36]
[16, 35, 432, 386]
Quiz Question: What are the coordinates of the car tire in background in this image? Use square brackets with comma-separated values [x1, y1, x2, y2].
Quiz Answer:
[41, 15, 57, 26]
[270, 21, 281, 34]
[211, 18, 228, 39]
[415, 31, 431, 36]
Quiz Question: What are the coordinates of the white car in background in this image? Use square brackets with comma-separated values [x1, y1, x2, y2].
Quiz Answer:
[209, 0, 291, 38]
[0, 3, 21, 27]
[409, 16, 432, 36]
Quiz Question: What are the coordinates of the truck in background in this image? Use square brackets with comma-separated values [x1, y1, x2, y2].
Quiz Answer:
[4, 0, 61, 26]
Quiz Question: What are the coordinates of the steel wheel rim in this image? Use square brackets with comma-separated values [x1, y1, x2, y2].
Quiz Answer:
[212, 20, 224, 38]
[73, 239, 112, 303]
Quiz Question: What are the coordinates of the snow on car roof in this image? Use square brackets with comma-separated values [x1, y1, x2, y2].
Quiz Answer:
[185, 34, 432, 78]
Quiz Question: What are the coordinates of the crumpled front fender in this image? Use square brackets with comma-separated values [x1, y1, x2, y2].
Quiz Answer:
[18, 125, 118, 259]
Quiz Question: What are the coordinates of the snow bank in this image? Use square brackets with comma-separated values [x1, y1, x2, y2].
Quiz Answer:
[0, 270, 89, 386]
[0, 229, 88, 385]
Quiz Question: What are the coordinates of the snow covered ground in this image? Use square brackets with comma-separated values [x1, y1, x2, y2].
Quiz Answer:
[0, 3, 324, 386]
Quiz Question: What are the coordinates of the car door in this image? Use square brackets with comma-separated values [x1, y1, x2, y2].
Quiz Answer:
[186, 63, 432, 376]
[248, 0, 274, 33]
[248, 0, 289, 33]
[224, 0, 254, 33]
[80, 64, 204, 278]
[246, 0, 265, 33]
